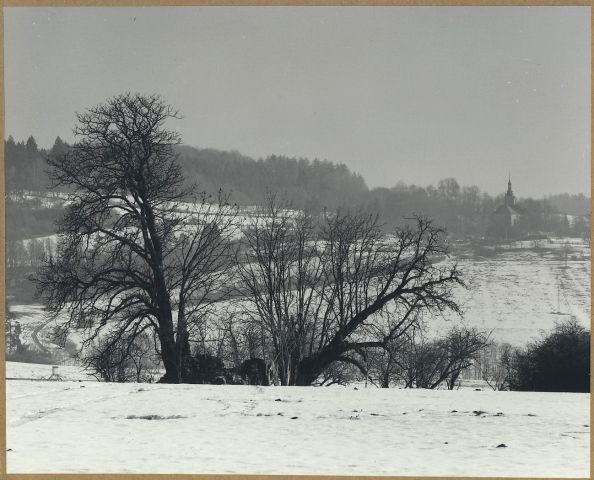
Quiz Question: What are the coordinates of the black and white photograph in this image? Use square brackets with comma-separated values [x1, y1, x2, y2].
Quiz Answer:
[4, 5, 591, 476]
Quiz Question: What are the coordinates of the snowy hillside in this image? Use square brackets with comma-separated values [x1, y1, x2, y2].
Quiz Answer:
[6, 374, 589, 476]
[11, 238, 589, 358]
[433, 240, 591, 346]
[8, 305, 51, 350]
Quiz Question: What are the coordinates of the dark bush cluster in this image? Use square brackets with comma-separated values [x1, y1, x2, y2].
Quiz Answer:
[508, 319, 590, 393]
[180, 354, 270, 385]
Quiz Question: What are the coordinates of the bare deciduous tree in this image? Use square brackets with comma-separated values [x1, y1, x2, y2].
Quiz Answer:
[294, 212, 465, 386]
[237, 195, 465, 386]
[34, 93, 237, 383]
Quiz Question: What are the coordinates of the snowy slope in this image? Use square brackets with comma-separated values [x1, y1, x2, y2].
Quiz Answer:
[8, 305, 51, 352]
[6, 378, 589, 476]
[431, 246, 590, 346]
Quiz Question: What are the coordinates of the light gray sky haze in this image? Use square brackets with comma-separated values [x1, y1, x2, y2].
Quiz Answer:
[5, 6, 591, 197]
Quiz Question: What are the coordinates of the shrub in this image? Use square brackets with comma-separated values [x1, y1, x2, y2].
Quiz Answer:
[478, 342, 513, 391]
[238, 358, 271, 386]
[182, 353, 226, 384]
[508, 319, 589, 392]
[366, 326, 489, 389]
[83, 333, 157, 383]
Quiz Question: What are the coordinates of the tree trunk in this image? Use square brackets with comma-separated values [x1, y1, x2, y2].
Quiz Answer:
[448, 370, 460, 390]
[175, 306, 193, 383]
[294, 357, 318, 386]
[158, 334, 180, 383]
[295, 344, 343, 386]
[156, 311, 181, 383]
[381, 353, 394, 388]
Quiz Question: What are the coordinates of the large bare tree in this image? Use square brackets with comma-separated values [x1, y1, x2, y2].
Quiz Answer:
[34, 93, 237, 383]
[238, 196, 465, 386]
[294, 212, 465, 385]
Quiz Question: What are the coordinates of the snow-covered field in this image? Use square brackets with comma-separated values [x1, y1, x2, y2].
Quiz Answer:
[432, 242, 590, 346]
[6, 368, 589, 476]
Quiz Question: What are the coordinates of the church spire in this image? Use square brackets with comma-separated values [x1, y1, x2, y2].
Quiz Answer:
[505, 173, 515, 206]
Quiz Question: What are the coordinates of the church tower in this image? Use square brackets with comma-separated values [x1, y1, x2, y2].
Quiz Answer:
[488, 173, 524, 237]
[505, 173, 515, 207]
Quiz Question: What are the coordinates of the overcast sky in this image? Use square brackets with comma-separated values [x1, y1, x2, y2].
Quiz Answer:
[5, 6, 590, 197]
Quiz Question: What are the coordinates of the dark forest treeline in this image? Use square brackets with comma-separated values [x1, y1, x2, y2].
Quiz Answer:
[176, 145, 369, 210]
[543, 192, 591, 216]
[4, 136, 591, 240]
[5, 135, 67, 192]
[5, 136, 369, 210]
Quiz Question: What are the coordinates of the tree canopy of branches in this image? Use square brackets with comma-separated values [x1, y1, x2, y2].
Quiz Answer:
[34, 93, 237, 383]
[237, 196, 465, 386]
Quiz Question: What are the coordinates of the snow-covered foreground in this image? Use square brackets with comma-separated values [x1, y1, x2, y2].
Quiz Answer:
[7, 377, 589, 476]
